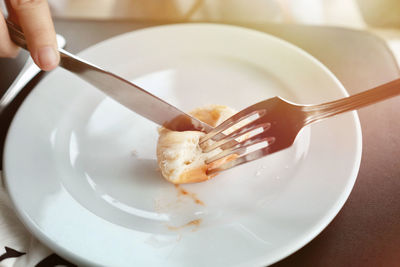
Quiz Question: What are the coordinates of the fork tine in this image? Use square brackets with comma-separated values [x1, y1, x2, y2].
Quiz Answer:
[206, 146, 246, 165]
[207, 146, 270, 175]
[205, 131, 276, 164]
[201, 117, 271, 153]
[206, 142, 281, 175]
[199, 104, 266, 144]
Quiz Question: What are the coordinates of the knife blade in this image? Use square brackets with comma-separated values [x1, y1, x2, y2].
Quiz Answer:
[6, 19, 212, 133]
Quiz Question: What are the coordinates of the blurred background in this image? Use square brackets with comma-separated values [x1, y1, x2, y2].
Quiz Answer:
[42, 0, 398, 29]
[1, 0, 400, 41]
[36, 0, 400, 65]
[1, 0, 400, 60]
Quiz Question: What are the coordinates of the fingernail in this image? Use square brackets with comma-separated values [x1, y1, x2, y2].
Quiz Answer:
[37, 46, 59, 70]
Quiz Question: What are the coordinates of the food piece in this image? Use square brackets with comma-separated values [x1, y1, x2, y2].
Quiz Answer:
[157, 105, 237, 184]
[189, 105, 237, 127]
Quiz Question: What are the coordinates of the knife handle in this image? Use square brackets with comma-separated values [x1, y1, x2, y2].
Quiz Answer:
[6, 18, 106, 74]
[6, 19, 28, 50]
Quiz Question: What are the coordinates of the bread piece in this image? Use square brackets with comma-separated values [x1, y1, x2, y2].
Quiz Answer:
[157, 105, 237, 184]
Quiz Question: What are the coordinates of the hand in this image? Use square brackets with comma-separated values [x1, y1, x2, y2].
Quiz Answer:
[0, 0, 59, 71]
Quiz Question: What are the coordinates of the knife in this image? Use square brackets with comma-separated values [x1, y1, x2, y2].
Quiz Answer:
[6, 19, 212, 133]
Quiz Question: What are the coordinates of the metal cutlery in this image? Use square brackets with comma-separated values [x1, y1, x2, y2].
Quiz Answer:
[201, 79, 400, 174]
[0, 34, 66, 115]
[6, 19, 211, 132]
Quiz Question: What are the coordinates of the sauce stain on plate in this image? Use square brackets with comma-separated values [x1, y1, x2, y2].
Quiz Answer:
[174, 184, 204, 206]
[154, 184, 206, 232]
[167, 219, 203, 232]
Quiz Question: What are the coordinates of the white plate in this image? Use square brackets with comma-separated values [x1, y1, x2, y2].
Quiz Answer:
[4, 24, 362, 266]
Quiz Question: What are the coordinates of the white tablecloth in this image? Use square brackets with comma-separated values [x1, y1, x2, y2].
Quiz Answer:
[0, 173, 72, 267]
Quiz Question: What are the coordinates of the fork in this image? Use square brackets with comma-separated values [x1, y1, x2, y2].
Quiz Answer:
[200, 78, 400, 175]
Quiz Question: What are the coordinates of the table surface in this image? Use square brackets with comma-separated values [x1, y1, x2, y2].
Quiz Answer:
[1, 20, 399, 266]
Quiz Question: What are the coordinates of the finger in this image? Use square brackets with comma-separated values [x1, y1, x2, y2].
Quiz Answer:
[0, 12, 20, 57]
[10, 0, 59, 71]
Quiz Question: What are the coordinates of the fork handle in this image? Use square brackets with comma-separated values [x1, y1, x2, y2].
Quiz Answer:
[303, 78, 400, 124]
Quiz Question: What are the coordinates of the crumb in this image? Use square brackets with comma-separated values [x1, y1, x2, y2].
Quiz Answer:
[130, 150, 138, 157]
